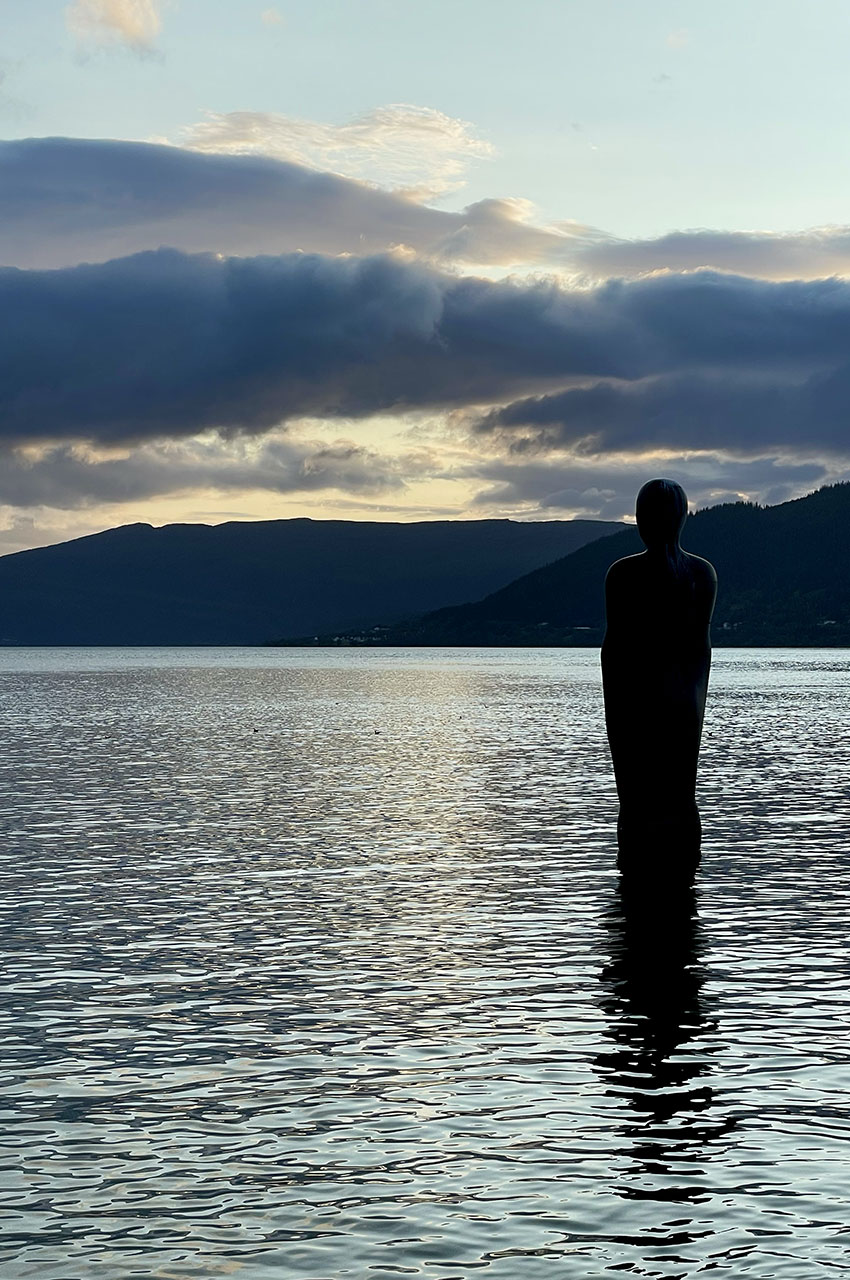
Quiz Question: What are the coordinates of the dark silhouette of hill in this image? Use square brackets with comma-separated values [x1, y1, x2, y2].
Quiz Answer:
[0, 517, 621, 645]
[316, 484, 850, 647]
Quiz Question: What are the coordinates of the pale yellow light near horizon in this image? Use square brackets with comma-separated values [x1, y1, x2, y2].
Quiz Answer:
[1, 402, 780, 557]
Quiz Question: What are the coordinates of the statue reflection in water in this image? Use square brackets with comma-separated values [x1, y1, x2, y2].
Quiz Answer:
[602, 479, 717, 873]
[596, 879, 733, 1208]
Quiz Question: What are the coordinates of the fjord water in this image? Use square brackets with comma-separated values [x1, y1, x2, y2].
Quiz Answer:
[1, 648, 848, 1279]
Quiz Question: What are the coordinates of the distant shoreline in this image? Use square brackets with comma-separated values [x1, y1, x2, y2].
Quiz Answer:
[5, 640, 850, 650]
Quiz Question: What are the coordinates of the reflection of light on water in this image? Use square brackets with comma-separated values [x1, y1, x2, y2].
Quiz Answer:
[0, 647, 848, 1276]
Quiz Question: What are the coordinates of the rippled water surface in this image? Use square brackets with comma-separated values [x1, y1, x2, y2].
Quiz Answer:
[1, 647, 848, 1278]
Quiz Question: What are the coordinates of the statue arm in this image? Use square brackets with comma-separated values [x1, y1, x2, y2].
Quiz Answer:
[601, 558, 637, 682]
[684, 557, 717, 690]
[602, 558, 634, 638]
[693, 556, 718, 638]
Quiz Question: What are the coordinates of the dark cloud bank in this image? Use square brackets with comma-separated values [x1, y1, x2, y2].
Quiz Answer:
[475, 366, 850, 457]
[2, 247, 850, 457]
[0, 137, 577, 270]
[6, 137, 850, 280]
[4, 136, 850, 526]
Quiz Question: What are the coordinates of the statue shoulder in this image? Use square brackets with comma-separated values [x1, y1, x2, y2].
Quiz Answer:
[604, 552, 645, 585]
[684, 553, 718, 616]
[684, 552, 718, 587]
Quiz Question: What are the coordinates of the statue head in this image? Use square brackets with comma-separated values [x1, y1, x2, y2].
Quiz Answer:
[635, 479, 688, 549]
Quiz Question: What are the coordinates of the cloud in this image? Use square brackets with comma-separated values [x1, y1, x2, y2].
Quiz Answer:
[474, 366, 850, 458]
[0, 439, 833, 527]
[10, 136, 850, 283]
[179, 104, 494, 198]
[465, 454, 829, 521]
[66, 0, 162, 53]
[0, 511, 56, 557]
[0, 137, 584, 270]
[4, 250, 850, 452]
[0, 434, 426, 510]
[0, 249, 448, 444]
[572, 225, 850, 282]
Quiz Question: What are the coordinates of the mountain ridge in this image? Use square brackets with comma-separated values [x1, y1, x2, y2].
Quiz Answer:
[0, 515, 622, 645]
[282, 484, 850, 647]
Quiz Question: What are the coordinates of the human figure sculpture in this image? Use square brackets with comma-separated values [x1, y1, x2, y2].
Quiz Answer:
[601, 480, 717, 872]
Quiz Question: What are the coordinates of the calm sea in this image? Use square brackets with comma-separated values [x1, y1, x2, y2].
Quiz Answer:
[1, 647, 848, 1279]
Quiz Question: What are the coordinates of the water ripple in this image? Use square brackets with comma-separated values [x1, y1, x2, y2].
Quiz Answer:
[0, 647, 848, 1278]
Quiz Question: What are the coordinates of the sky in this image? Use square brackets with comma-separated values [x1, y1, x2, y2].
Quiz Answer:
[2, 0, 850, 554]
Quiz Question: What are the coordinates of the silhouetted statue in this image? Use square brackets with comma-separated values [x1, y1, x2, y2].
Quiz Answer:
[601, 480, 717, 873]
